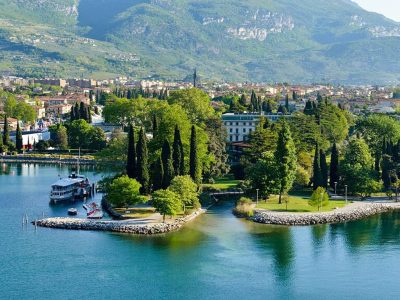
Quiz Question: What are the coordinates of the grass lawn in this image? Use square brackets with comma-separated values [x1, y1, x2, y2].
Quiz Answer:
[114, 207, 156, 219]
[202, 176, 240, 190]
[256, 195, 348, 213]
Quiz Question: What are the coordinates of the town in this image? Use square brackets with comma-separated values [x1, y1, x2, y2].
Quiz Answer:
[1, 75, 399, 152]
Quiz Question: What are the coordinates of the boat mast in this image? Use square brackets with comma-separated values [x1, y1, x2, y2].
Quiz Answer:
[77, 147, 80, 175]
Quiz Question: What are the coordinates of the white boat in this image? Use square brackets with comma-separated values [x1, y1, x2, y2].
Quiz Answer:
[85, 202, 104, 219]
[50, 173, 92, 203]
[49, 148, 92, 203]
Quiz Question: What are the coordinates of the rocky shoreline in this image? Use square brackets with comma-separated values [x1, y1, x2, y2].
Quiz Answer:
[34, 209, 205, 235]
[252, 202, 400, 226]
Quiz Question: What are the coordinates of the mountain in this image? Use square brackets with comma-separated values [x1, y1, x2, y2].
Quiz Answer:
[1, 0, 400, 84]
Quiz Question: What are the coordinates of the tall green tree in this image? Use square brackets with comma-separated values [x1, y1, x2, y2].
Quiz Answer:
[152, 156, 164, 191]
[330, 143, 340, 189]
[190, 125, 201, 184]
[274, 121, 297, 203]
[16, 121, 23, 153]
[137, 127, 150, 194]
[313, 144, 322, 190]
[152, 189, 181, 223]
[341, 138, 381, 197]
[169, 175, 200, 212]
[320, 150, 328, 188]
[161, 140, 174, 188]
[152, 114, 158, 139]
[285, 94, 290, 111]
[3, 115, 9, 146]
[172, 126, 183, 176]
[126, 125, 137, 179]
[0, 129, 4, 153]
[74, 103, 80, 120]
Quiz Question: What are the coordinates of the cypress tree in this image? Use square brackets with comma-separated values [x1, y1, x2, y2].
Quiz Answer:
[87, 107, 92, 124]
[74, 103, 80, 120]
[3, 115, 9, 146]
[381, 155, 392, 190]
[137, 127, 150, 194]
[80, 102, 87, 121]
[70, 106, 75, 122]
[189, 125, 200, 184]
[172, 126, 183, 175]
[161, 140, 174, 188]
[16, 121, 23, 153]
[152, 114, 158, 139]
[285, 94, 289, 111]
[330, 143, 340, 189]
[126, 125, 137, 179]
[152, 156, 164, 191]
[0, 129, 4, 153]
[320, 150, 328, 188]
[313, 144, 322, 190]
[274, 120, 297, 204]
[250, 90, 257, 111]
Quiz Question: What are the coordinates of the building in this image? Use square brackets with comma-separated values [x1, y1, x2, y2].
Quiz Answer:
[34, 79, 67, 88]
[10, 130, 51, 150]
[222, 113, 292, 143]
[67, 79, 97, 89]
[46, 104, 73, 116]
[38, 95, 90, 107]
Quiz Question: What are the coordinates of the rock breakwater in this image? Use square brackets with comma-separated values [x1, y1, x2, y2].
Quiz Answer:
[252, 202, 400, 226]
[34, 209, 205, 235]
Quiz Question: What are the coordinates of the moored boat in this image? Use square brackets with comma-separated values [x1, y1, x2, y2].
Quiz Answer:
[86, 202, 104, 219]
[50, 172, 92, 203]
[68, 208, 78, 215]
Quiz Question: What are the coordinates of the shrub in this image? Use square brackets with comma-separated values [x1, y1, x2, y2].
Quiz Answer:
[233, 197, 255, 218]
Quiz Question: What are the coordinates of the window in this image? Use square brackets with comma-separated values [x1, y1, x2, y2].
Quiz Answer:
[230, 129, 233, 133]
[236, 129, 239, 134]
[236, 122, 239, 126]
[243, 128, 246, 133]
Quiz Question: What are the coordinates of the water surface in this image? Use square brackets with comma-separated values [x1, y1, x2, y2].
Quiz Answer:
[1, 163, 400, 299]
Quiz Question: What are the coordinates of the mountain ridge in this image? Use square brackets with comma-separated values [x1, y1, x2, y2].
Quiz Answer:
[0, 0, 399, 84]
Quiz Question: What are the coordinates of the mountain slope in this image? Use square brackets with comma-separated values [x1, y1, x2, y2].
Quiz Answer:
[1, 0, 400, 83]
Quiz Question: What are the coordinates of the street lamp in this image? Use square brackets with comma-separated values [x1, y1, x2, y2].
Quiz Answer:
[345, 185, 348, 204]
[256, 189, 259, 205]
[334, 182, 338, 195]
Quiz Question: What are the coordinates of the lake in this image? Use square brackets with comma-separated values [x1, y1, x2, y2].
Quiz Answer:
[1, 163, 400, 299]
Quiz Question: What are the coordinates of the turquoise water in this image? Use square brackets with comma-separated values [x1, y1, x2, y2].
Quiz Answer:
[1, 164, 400, 299]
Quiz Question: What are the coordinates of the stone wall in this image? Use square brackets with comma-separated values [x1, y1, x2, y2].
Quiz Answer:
[252, 202, 400, 226]
[34, 209, 205, 235]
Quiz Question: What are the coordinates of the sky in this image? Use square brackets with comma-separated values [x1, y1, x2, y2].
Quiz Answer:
[353, 0, 400, 22]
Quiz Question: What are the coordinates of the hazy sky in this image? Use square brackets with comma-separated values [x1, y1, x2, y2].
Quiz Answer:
[353, 0, 400, 21]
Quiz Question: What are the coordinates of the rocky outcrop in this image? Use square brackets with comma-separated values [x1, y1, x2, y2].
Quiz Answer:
[252, 202, 400, 226]
[34, 209, 205, 235]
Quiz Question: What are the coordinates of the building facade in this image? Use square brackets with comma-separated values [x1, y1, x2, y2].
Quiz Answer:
[222, 113, 292, 143]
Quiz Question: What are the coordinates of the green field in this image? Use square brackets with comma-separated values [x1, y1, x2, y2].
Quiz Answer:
[202, 177, 240, 190]
[256, 195, 348, 213]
